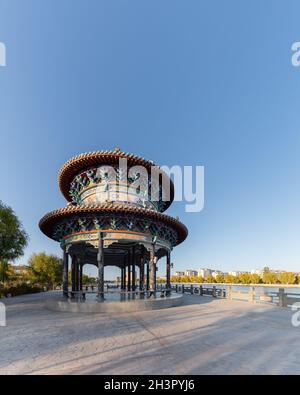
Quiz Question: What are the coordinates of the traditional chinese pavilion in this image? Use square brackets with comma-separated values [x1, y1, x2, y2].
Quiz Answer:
[39, 148, 187, 300]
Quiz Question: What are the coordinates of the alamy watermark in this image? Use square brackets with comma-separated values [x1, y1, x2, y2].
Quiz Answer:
[83, 158, 205, 213]
[0, 42, 6, 67]
[0, 302, 6, 326]
[291, 302, 300, 327]
[291, 42, 300, 67]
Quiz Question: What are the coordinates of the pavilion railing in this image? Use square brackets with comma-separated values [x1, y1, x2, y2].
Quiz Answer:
[67, 287, 173, 301]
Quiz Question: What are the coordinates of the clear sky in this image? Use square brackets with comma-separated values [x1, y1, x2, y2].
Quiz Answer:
[1, 0, 300, 279]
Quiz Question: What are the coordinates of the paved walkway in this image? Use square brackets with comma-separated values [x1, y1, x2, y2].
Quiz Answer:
[0, 292, 299, 375]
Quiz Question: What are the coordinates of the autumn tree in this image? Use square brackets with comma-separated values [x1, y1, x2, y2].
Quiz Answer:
[206, 275, 216, 283]
[224, 274, 237, 284]
[250, 273, 261, 284]
[215, 274, 224, 283]
[28, 252, 62, 290]
[263, 270, 279, 284]
[278, 272, 296, 285]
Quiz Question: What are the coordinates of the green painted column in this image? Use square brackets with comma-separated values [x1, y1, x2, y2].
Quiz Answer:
[97, 232, 104, 300]
[71, 255, 76, 293]
[127, 253, 131, 292]
[132, 246, 136, 291]
[166, 250, 171, 295]
[149, 243, 156, 294]
[139, 255, 145, 291]
[146, 260, 150, 290]
[63, 249, 69, 297]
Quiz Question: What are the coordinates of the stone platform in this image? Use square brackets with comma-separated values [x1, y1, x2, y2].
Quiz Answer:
[45, 293, 183, 313]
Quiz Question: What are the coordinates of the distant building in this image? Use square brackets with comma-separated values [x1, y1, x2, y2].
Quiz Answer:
[270, 269, 287, 274]
[197, 268, 212, 278]
[211, 270, 223, 278]
[175, 271, 185, 277]
[11, 265, 29, 274]
[185, 270, 198, 277]
[250, 269, 263, 276]
[228, 271, 249, 277]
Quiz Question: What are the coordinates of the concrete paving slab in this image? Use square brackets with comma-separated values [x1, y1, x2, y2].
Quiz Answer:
[0, 292, 299, 375]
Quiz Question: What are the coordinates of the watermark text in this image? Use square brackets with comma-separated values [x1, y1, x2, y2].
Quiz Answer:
[0, 302, 6, 326]
[0, 42, 6, 67]
[88, 158, 205, 213]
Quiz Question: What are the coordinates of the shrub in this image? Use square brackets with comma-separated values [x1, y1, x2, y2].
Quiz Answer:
[2, 283, 43, 297]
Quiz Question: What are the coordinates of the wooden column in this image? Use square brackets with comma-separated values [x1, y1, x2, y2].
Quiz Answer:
[146, 260, 150, 290]
[79, 263, 83, 291]
[149, 243, 156, 294]
[131, 247, 136, 291]
[139, 255, 145, 291]
[71, 255, 76, 292]
[122, 256, 126, 290]
[97, 232, 104, 300]
[75, 257, 79, 292]
[74, 255, 78, 291]
[120, 267, 123, 289]
[123, 267, 126, 290]
[127, 252, 131, 292]
[121, 267, 125, 290]
[166, 250, 171, 295]
[63, 249, 69, 298]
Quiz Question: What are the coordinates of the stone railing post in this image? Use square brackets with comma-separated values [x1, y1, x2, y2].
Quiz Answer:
[249, 286, 255, 303]
[278, 288, 287, 307]
[228, 285, 232, 300]
[212, 286, 216, 298]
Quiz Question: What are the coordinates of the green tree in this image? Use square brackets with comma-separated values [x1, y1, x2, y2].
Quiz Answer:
[206, 275, 216, 283]
[183, 276, 191, 283]
[238, 273, 252, 284]
[263, 270, 279, 284]
[278, 272, 296, 285]
[190, 276, 199, 283]
[82, 274, 90, 285]
[0, 201, 28, 284]
[215, 274, 224, 283]
[196, 275, 205, 283]
[250, 274, 261, 284]
[224, 274, 237, 284]
[28, 252, 62, 290]
[88, 276, 96, 284]
[0, 261, 11, 283]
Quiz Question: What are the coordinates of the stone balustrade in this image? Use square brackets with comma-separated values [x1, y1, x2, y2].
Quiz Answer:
[171, 283, 300, 308]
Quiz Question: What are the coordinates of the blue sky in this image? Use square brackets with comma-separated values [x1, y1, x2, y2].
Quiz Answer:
[1, 0, 300, 278]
